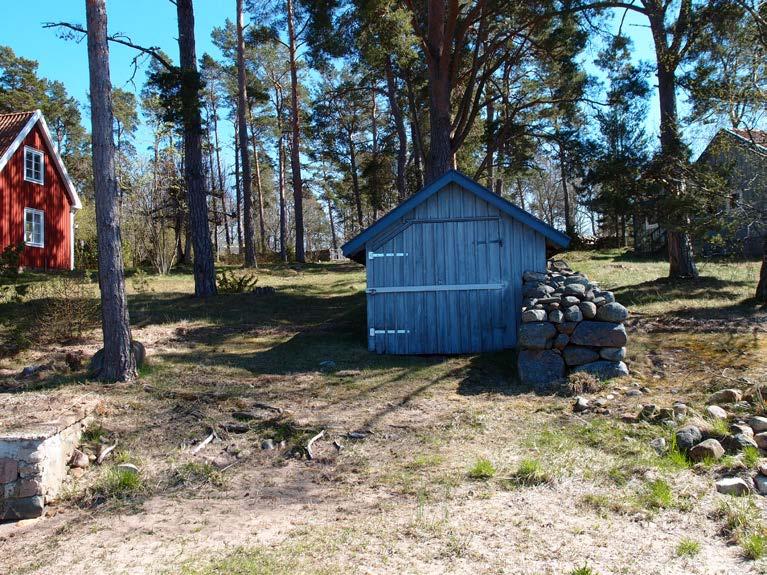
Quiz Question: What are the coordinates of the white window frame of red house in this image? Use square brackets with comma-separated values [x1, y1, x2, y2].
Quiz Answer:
[24, 207, 44, 248]
[23, 146, 44, 185]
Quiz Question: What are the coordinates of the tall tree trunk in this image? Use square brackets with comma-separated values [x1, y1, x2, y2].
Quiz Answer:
[211, 93, 230, 254]
[278, 132, 288, 262]
[756, 235, 767, 302]
[233, 124, 243, 254]
[85, 0, 136, 382]
[559, 142, 574, 237]
[176, 0, 217, 296]
[286, 0, 305, 262]
[326, 192, 338, 251]
[236, 0, 257, 267]
[348, 133, 363, 229]
[254, 146, 267, 253]
[404, 73, 425, 190]
[205, 126, 219, 261]
[385, 57, 407, 201]
[486, 94, 495, 191]
[652, 20, 698, 278]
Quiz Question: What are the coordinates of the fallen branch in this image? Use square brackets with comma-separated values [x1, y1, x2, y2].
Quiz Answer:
[252, 402, 283, 414]
[305, 430, 325, 460]
[191, 430, 216, 454]
[96, 440, 118, 464]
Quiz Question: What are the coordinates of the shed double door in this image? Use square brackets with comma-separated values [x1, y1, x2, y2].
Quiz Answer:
[366, 216, 506, 354]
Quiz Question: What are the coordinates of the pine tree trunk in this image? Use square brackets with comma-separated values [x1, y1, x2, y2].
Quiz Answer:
[348, 133, 363, 229]
[85, 0, 136, 382]
[756, 235, 767, 302]
[233, 125, 243, 254]
[559, 143, 574, 237]
[652, 25, 698, 278]
[286, 0, 305, 262]
[254, 146, 267, 253]
[278, 133, 288, 263]
[486, 95, 495, 190]
[236, 0, 257, 267]
[211, 94, 230, 254]
[405, 73, 424, 190]
[384, 57, 407, 202]
[176, 0, 217, 296]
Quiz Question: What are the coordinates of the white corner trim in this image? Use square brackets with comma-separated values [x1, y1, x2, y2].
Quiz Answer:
[0, 110, 82, 210]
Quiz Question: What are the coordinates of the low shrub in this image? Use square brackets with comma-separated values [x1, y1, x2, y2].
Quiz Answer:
[675, 538, 701, 557]
[467, 458, 496, 480]
[217, 269, 258, 293]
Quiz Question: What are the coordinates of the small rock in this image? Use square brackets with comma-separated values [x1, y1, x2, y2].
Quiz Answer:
[564, 284, 587, 297]
[731, 423, 754, 438]
[563, 295, 581, 305]
[749, 416, 767, 433]
[754, 432, 767, 450]
[548, 310, 564, 324]
[602, 291, 616, 303]
[573, 396, 590, 413]
[650, 438, 667, 454]
[68, 449, 89, 469]
[336, 369, 362, 377]
[621, 412, 640, 423]
[759, 462, 767, 476]
[708, 389, 743, 405]
[676, 426, 703, 452]
[564, 305, 583, 322]
[716, 477, 750, 496]
[116, 463, 140, 475]
[261, 439, 275, 450]
[754, 475, 767, 495]
[595, 302, 629, 323]
[572, 360, 629, 380]
[625, 389, 643, 397]
[522, 309, 548, 323]
[673, 403, 688, 419]
[722, 433, 759, 454]
[579, 301, 597, 319]
[600, 347, 626, 361]
[706, 405, 728, 420]
[689, 438, 725, 462]
[640, 404, 658, 420]
[69, 467, 86, 479]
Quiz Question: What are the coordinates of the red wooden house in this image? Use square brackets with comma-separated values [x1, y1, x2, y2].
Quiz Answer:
[0, 110, 81, 270]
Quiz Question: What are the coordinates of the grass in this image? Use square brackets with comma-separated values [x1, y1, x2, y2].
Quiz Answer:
[467, 458, 496, 480]
[638, 479, 674, 510]
[86, 466, 144, 503]
[178, 546, 335, 575]
[743, 446, 760, 467]
[171, 462, 225, 488]
[715, 497, 767, 560]
[675, 538, 701, 558]
[569, 566, 598, 575]
[505, 458, 551, 487]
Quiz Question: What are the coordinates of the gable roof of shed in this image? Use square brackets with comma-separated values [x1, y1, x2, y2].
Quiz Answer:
[0, 109, 81, 210]
[342, 170, 570, 261]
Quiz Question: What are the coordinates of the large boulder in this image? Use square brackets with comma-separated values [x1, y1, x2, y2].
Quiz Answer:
[749, 416, 767, 433]
[571, 360, 629, 380]
[519, 322, 557, 350]
[517, 349, 565, 393]
[523, 271, 548, 283]
[564, 283, 586, 297]
[563, 346, 600, 367]
[595, 302, 629, 323]
[571, 321, 628, 347]
[564, 306, 583, 322]
[716, 477, 750, 496]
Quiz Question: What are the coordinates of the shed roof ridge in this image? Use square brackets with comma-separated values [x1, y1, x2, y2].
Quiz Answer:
[342, 169, 569, 259]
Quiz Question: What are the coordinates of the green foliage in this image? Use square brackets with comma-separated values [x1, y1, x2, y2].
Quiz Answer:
[638, 479, 673, 510]
[508, 459, 551, 486]
[569, 566, 598, 575]
[467, 458, 496, 480]
[217, 269, 259, 293]
[716, 497, 767, 560]
[131, 268, 153, 294]
[742, 446, 760, 468]
[36, 276, 100, 343]
[675, 538, 701, 558]
[742, 533, 767, 560]
[90, 467, 144, 501]
[172, 462, 225, 488]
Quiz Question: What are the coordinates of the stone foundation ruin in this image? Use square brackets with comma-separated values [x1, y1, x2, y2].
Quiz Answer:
[1, 395, 95, 521]
[518, 260, 629, 392]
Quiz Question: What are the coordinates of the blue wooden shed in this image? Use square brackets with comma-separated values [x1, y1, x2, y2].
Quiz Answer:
[342, 170, 570, 354]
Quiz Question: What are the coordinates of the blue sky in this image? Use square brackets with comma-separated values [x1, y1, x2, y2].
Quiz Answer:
[1, 2, 716, 167]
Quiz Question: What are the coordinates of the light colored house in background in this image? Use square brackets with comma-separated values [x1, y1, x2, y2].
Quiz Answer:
[696, 127, 767, 258]
[0, 110, 81, 270]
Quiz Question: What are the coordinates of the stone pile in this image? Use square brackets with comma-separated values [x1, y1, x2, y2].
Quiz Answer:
[518, 260, 629, 392]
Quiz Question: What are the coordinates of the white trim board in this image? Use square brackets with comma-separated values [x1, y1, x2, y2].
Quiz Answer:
[0, 110, 81, 210]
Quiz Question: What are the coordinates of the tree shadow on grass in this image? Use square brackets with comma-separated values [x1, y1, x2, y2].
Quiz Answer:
[614, 276, 755, 312]
[455, 349, 530, 397]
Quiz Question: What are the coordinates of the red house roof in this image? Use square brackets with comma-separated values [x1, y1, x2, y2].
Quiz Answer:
[0, 110, 81, 209]
[727, 128, 767, 150]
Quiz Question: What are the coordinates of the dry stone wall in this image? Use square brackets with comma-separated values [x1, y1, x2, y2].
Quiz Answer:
[518, 260, 630, 392]
[1, 406, 92, 521]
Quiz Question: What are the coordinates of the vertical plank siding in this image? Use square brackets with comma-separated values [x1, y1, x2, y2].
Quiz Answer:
[365, 182, 546, 354]
[0, 124, 73, 270]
